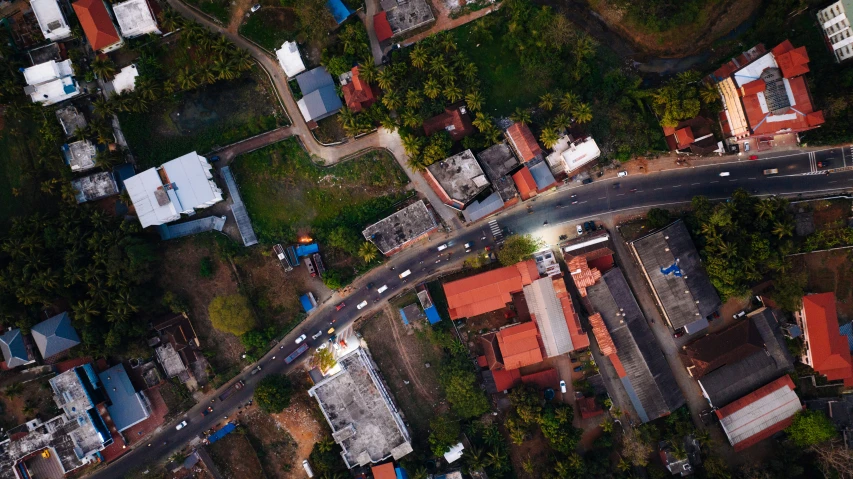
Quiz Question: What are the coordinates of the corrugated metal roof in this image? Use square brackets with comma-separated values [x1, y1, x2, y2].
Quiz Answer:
[524, 278, 575, 357]
[716, 375, 800, 451]
[0, 329, 30, 367]
[99, 363, 150, 431]
[31, 312, 80, 359]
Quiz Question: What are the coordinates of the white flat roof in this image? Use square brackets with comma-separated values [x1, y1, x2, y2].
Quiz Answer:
[29, 77, 80, 105]
[733, 52, 778, 87]
[560, 137, 601, 173]
[276, 41, 306, 77]
[113, 0, 160, 38]
[125, 167, 180, 228]
[160, 152, 221, 213]
[23, 59, 73, 85]
[30, 0, 71, 40]
[110, 64, 139, 94]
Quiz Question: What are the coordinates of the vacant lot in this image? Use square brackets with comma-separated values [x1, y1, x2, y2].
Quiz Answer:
[120, 68, 284, 168]
[267, 382, 326, 479]
[792, 249, 853, 323]
[208, 430, 265, 479]
[242, 407, 298, 478]
[357, 308, 446, 450]
[233, 141, 409, 241]
[239, 7, 299, 51]
[0, 376, 60, 428]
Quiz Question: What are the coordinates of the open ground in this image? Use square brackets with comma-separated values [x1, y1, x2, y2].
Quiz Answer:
[208, 429, 265, 478]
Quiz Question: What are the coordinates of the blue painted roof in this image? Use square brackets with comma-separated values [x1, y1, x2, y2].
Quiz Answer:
[841, 323, 853, 351]
[112, 163, 136, 192]
[0, 329, 30, 367]
[295, 243, 320, 257]
[98, 364, 150, 432]
[326, 0, 354, 23]
[396, 466, 410, 479]
[300, 294, 316, 313]
[398, 309, 410, 325]
[424, 306, 441, 324]
[462, 191, 504, 222]
[31, 312, 80, 359]
[295, 67, 335, 95]
[208, 422, 236, 444]
[528, 161, 557, 190]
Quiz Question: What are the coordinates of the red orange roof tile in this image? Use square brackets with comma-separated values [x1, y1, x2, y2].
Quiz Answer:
[521, 368, 558, 390]
[492, 368, 521, 391]
[588, 313, 616, 356]
[512, 166, 537, 200]
[497, 322, 544, 370]
[371, 462, 396, 479]
[73, 0, 121, 52]
[443, 260, 538, 320]
[423, 105, 473, 141]
[801, 293, 853, 386]
[373, 11, 392, 42]
[341, 66, 376, 113]
[506, 123, 542, 162]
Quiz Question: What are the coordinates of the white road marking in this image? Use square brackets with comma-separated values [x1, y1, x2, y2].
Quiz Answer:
[672, 185, 681, 188]
[748, 177, 756, 180]
[598, 197, 606, 199]
[655, 187, 663, 190]
[729, 179, 737, 182]
[691, 183, 700, 185]
[710, 181, 719, 183]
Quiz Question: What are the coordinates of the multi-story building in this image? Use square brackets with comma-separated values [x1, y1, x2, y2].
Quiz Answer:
[817, 0, 853, 62]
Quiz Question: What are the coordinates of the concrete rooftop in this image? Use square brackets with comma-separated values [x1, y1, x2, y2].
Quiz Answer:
[362, 200, 437, 254]
[427, 150, 490, 206]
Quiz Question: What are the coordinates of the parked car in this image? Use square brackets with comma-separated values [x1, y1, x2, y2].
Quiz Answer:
[251, 365, 262, 374]
[295, 334, 307, 344]
[312, 331, 323, 340]
[560, 380, 567, 393]
[357, 300, 368, 309]
[617, 170, 628, 177]
[437, 243, 448, 252]
[582, 178, 593, 184]
[673, 329, 686, 338]
[335, 302, 346, 311]
[749, 155, 758, 160]
[250, 3, 261, 12]
[176, 420, 188, 430]
[576, 224, 583, 235]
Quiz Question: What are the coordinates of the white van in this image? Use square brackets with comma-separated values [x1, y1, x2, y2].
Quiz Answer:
[357, 300, 368, 310]
[399, 269, 411, 279]
[302, 459, 315, 478]
[719, 172, 730, 177]
[377, 285, 388, 294]
[437, 244, 448, 252]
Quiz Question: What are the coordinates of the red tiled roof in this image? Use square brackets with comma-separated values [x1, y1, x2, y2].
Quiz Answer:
[477, 355, 488, 368]
[740, 79, 766, 96]
[578, 396, 604, 418]
[443, 260, 539, 320]
[521, 368, 558, 390]
[588, 313, 616, 356]
[609, 353, 627, 378]
[776, 46, 810, 78]
[373, 12, 392, 42]
[506, 123, 542, 162]
[566, 256, 601, 297]
[371, 462, 397, 479]
[492, 368, 521, 391]
[480, 333, 504, 370]
[73, 0, 121, 52]
[423, 105, 474, 141]
[341, 66, 376, 113]
[801, 293, 853, 386]
[714, 375, 800, 451]
[553, 276, 589, 350]
[511, 166, 537, 200]
[497, 322, 544, 369]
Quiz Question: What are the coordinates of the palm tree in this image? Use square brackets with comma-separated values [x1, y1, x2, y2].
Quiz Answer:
[73, 299, 101, 324]
[444, 84, 463, 103]
[92, 97, 116, 117]
[462, 62, 477, 83]
[773, 221, 794, 239]
[376, 68, 395, 91]
[199, 65, 216, 85]
[401, 109, 421, 129]
[358, 242, 377, 263]
[91, 57, 117, 80]
[401, 133, 424, 157]
[551, 113, 571, 130]
[560, 91, 578, 113]
[213, 60, 237, 81]
[159, 8, 183, 32]
[700, 82, 719, 104]
[408, 467, 428, 479]
[487, 450, 509, 473]
[410, 45, 428, 69]
[755, 199, 776, 220]
[482, 125, 501, 145]
[440, 33, 457, 52]
[4, 383, 23, 398]
[22, 401, 37, 418]
[572, 102, 593, 124]
[539, 92, 555, 111]
[472, 111, 492, 132]
[465, 90, 483, 111]
[465, 445, 487, 471]
[509, 107, 531, 124]
[231, 50, 254, 71]
[428, 56, 448, 76]
[176, 67, 199, 90]
[406, 89, 423, 109]
[521, 455, 535, 477]
[382, 91, 402, 111]
[424, 79, 441, 99]
[359, 63, 377, 83]
[540, 127, 559, 149]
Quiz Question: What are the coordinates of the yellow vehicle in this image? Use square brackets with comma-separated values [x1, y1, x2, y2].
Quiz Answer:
[327, 327, 336, 335]
[42, 449, 51, 458]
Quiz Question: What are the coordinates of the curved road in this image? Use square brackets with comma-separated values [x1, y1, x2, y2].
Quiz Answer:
[90, 146, 853, 478]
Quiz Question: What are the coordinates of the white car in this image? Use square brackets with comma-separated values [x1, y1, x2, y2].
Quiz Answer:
[249, 3, 261, 12]
[175, 420, 187, 430]
[377, 285, 388, 294]
[437, 244, 448, 251]
[398, 269, 411, 279]
[719, 171, 730, 177]
[311, 330, 323, 340]
[357, 300, 368, 309]
[559, 380, 567, 394]
[617, 170, 628, 177]
[576, 224, 583, 235]
[295, 334, 307, 344]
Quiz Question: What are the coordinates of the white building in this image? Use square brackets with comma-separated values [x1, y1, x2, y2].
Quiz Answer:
[109, 64, 139, 95]
[276, 41, 306, 77]
[125, 152, 223, 228]
[545, 134, 600, 174]
[113, 0, 161, 38]
[30, 0, 72, 41]
[22, 59, 80, 105]
[817, 0, 853, 62]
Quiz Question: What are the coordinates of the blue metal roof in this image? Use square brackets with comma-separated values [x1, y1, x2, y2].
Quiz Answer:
[462, 191, 504, 222]
[326, 0, 354, 23]
[295, 67, 335, 95]
[841, 323, 853, 351]
[424, 306, 441, 324]
[98, 364, 150, 432]
[31, 311, 80, 359]
[528, 161, 557, 190]
[0, 329, 30, 367]
[300, 294, 316, 313]
[295, 243, 320, 257]
[208, 422, 236, 444]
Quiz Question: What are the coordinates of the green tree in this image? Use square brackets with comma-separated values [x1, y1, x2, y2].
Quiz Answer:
[560, 91, 578, 113]
[787, 410, 838, 447]
[540, 127, 559, 149]
[651, 70, 702, 127]
[497, 234, 543, 266]
[539, 92, 555, 111]
[91, 57, 117, 80]
[646, 208, 672, 229]
[572, 102, 593, 124]
[199, 257, 215, 278]
[208, 294, 256, 336]
[254, 374, 293, 413]
[510, 107, 531, 124]
[312, 346, 337, 373]
[441, 367, 490, 419]
[538, 405, 581, 454]
[358, 241, 378, 263]
[429, 415, 461, 456]
[465, 90, 483, 111]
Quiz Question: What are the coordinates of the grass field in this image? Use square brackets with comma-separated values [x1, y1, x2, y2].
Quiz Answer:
[239, 7, 299, 51]
[119, 68, 284, 169]
[231, 139, 410, 243]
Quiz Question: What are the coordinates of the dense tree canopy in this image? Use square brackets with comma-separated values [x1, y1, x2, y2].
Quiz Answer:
[497, 234, 543, 266]
[428, 415, 461, 456]
[254, 374, 293, 414]
[787, 410, 838, 447]
[208, 294, 257, 336]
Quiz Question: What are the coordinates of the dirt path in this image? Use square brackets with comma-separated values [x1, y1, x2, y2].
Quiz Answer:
[404, 2, 496, 45]
[383, 306, 436, 403]
[227, 0, 255, 34]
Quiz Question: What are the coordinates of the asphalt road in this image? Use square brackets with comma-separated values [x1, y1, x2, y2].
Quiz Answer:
[91, 146, 853, 478]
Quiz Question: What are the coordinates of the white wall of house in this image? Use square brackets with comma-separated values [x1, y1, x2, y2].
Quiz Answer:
[818, 0, 853, 62]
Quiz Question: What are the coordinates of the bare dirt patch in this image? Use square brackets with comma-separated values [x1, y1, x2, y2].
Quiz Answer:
[0, 376, 60, 428]
[269, 386, 325, 479]
[207, 432, 265, 479]
[357, 310, 446, 448]
[792, 249, 853, 323]
[587, 0, 762, 57]
[242, 407, 298, 479]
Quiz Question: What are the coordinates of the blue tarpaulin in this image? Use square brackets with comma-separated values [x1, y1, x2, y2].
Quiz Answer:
[398, 309, 410, 325]
[424, 306, 441, 324]
[300, 294, 316, 313]
[295, 243, 319, 257]
[326, 0, 354, 23]
[208, 423, 236, 444]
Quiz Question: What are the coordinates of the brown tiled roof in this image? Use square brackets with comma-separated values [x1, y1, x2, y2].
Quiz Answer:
[341, 66, 376, 113]
[588, 313, 616, 356]
[801, 293, 853, 386]
[443, 260, 539, 320]
[520, 368, 558, 390]
[371, 462, 397, 479]
[680, 318, 764, 377]
[511, 166, 537, 200]
[73, 0, 121, 51]
[506, 123, 541, 162]
[567, 256, 601, 297]
[423, 105, 473, 141]
[496, 322, 544, 370]
[480, 333, 504, 370]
